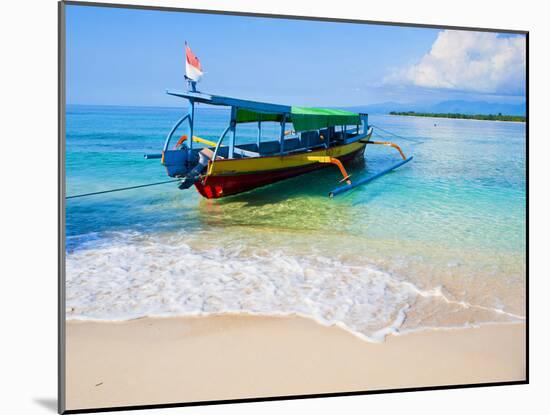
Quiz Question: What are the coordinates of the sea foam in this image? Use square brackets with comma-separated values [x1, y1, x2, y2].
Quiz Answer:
[65, 232, 522, 342]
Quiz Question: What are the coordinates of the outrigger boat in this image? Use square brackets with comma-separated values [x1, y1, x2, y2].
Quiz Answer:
[144, 44, 412, 198]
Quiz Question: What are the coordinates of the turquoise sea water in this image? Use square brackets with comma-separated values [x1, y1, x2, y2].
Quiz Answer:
[65, 105, 526, 341]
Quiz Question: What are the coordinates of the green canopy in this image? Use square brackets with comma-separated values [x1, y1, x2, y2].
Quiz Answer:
[235, 107, 361, 132]
[235, 108, 283, 124]
[290, 107, 361, 132]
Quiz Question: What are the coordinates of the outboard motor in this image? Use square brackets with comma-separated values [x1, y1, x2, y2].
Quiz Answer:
[162, 148, 190, 177]
[178, 148, 214, 189]
[145, 146, 211, 190]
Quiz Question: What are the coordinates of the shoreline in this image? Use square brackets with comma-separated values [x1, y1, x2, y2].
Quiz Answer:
[65, 310, 525, 343]
[65, 314, 526, 411]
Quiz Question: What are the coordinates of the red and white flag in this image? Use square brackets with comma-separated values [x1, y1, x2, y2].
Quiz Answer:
[185, 42, 203, 82]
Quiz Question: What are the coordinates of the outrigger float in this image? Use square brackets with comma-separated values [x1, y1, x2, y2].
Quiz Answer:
[144, 44, 412, 199]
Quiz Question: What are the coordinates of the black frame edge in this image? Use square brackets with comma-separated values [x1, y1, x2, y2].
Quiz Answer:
[58, 1, 529, 414]
[62, 381, 528, 414]
[62, 0, 528, 34]
[58, 1, 67, 414]
[524, 31, 529, 384]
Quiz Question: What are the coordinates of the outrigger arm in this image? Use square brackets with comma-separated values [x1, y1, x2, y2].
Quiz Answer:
[328, 139, 412, 198]
[361, 140, 408, 160]
[306, 156, 352, 184]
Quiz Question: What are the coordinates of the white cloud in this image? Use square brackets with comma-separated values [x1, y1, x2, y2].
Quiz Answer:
[385, 30, 526, 95]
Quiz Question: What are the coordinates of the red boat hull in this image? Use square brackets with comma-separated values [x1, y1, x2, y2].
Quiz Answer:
[195, 146, 365, 199]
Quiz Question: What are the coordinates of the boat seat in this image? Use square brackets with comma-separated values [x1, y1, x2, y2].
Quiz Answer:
[332, 131, 345, 142]
[259, 140, 282, 155]
[319, 128, 331, 141]
[300, 131, 315, 148]
[305, 131, 326, 147]
[284, 138, 302, 151]
[237, 143, 260, 152]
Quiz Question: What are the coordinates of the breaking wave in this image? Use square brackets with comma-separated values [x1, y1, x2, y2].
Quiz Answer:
[65, 231, 523, 342]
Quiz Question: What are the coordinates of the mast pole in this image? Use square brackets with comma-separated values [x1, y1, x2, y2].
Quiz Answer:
[280, 114, 286, 154]
[257, 120, 261, 152]
[229, 106, 237, 159]
[188, 99, 195, 152]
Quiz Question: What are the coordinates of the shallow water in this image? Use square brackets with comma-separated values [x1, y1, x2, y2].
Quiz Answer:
[65, 105, 526, 341]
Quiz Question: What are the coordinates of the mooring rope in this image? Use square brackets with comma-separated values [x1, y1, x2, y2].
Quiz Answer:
[371, 124, 424, 144]
[66, 125, 418, 200]
[66, 179, 181, 199]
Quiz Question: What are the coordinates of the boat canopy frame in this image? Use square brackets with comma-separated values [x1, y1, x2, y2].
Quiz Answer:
[164, 90, 366, 164]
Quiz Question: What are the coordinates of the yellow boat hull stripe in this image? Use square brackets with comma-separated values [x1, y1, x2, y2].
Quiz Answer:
[207, 141, 365, 176]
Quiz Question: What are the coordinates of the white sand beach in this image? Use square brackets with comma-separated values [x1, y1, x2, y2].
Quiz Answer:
[65, 315, 525, 411]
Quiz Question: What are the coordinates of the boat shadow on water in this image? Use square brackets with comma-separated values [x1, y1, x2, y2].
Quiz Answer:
[194, 157, 374, 232]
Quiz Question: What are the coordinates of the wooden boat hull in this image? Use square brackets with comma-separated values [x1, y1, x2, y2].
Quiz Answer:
[195, 141, 366, 199]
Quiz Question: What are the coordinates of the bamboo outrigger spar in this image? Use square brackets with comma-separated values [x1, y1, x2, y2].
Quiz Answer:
[144, 44, 412, 199]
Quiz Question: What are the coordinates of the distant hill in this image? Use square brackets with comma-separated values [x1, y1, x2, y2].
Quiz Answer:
[427, 100, 526, 116]
[346, 100, 526, 116]
[389, 111, 525, 122]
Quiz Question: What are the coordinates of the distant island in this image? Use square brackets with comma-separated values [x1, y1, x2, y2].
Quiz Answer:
[389, 111, 526, 122]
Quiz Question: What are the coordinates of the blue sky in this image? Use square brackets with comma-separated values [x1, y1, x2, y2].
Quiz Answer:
[66, 5, 526, 107]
